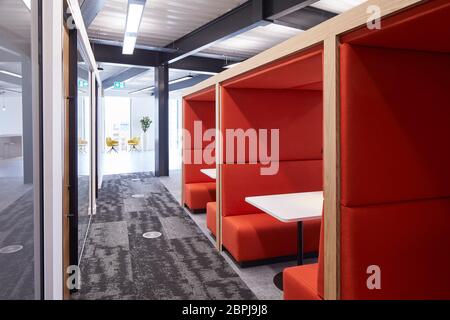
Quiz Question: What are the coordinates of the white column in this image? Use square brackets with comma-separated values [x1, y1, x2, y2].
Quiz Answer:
[42, 0, 64, 300]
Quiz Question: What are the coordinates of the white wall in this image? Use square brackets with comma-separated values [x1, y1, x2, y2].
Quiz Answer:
[0, 96, 23, 135]
[131, 96, 155, 151]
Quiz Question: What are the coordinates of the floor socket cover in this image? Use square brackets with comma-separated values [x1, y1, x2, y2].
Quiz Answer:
[143, 232, 162, 239]
[0, 245, 24, 254]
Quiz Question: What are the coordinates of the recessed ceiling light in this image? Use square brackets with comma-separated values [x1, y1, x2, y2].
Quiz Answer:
[22, 0, 31, 10]
[169, 76, 193, 85]
[224, 62, 241, 69]
[129, 85, 155, 95]
[122, 1, 147, 55]
[123, 35, 137, 55]
[0, 70, 22, 79]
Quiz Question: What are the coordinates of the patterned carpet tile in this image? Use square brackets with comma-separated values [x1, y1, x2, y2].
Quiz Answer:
[73, 173, 256, 300]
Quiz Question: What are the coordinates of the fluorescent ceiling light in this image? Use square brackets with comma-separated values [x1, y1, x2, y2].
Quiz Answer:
[0, 70, 22, 79]
[130, 86, 154, 95]
[310, 0, 368, 14]
[169, 76, 193, 85]
[122, 35, 137, 55]
[224, 62, 241, 69]
[126, 4, 145, 33]
[22, 0, 31, 10]
[122, 1, 146, 55]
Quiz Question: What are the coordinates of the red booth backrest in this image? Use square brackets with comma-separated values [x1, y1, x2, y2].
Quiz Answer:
[340, 43, 450, 299]
[183, 99, 216, 187]
[221, 88, 323, 163]
[183, 100, 216, 150]
[222, 161, 323, 217]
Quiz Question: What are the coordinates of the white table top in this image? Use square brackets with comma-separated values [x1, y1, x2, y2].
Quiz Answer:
[200, 168, 216, 180]
[245, 192, 323, 223]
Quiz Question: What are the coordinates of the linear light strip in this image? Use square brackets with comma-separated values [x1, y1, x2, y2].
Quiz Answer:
[123, 1, 147, 55]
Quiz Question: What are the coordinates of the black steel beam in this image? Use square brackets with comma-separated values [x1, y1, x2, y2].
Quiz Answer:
[155, 63, 169, 177]
[93, 43, 163, 67]
[80, 0, 106, 28]
[102, 67, 148, 89]
[169, 55, 225, 74]
[93, 43, 226, 73]
[163, 0, 334, 63]
[274, 6, 336, 30]
[263, 0, 319, 20]
[165, 0, 267, 63]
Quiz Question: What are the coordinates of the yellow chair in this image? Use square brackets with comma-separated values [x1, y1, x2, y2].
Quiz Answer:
[78, 138, 88, 153]
[128, 137, 141, 152]
[106, 137, 119, 153]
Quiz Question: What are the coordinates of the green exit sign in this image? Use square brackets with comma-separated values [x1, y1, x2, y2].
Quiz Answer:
[114, 81, 126, 89]
[78, 80, 88, 88]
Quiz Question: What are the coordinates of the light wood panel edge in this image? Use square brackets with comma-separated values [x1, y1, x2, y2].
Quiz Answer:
[182, 0, 424, 98]
[323, 36, 340, 300]
[215, 84, 223, 251]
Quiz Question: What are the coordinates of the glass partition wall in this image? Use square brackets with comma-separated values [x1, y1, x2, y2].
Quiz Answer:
[0, 0, 42, 299]
[77, 56, 92, 260]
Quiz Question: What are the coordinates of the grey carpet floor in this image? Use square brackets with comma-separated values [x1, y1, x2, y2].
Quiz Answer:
[72, 172, 256, 300]
[0, 189, 34, 300]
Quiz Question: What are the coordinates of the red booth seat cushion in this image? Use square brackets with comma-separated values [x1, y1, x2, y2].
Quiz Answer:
[206, 202, 217, 235]
[184, 183, 216, 211]
[284, 264, 321, 300]
[222, 213, 320, 263]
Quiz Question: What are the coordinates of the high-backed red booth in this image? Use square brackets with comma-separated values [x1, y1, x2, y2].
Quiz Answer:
[211, 46, 324, 265]
[284, 0, 450, 300]
[183, 87, 216, 213]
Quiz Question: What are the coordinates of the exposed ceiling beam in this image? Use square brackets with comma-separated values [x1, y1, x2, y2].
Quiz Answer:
[0, 72, 22, 87]
[169, 55, 225, 74]
[163, 0, 332, 64]
[0, 50, 22, 63]
[263, 0, 319, 20]
[93, 43, 164, 68]
[165, 0, 268, 64]
[80, 0, 107, 28]
[102, 67, 148, 89]
[274, 6, 336, 30]
[93, 44, 226, 73]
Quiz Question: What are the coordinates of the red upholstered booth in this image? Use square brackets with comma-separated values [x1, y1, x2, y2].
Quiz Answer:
[284, 0, 450, 300]
[217, 46, 324, 264]
[183, 87, 216, 212]
[339, 0, 450, 300]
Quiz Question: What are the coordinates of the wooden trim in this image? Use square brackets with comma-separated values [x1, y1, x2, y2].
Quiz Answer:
[323, 36, 340, 300]
[182, 0, 424, 97]
[215, 84, 223, 251]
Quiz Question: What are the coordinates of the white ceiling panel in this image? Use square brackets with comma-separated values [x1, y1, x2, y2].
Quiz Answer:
[201, 23, 303, 60]
[310, 0, 368, 14]
[89, 0, 248, 48]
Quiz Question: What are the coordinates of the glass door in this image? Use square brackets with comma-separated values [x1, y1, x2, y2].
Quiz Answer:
[77, 53, 92, 261]
[0, 0, 43, 300]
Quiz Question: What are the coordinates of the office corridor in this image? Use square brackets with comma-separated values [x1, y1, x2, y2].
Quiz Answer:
[72, 173, 255, 300]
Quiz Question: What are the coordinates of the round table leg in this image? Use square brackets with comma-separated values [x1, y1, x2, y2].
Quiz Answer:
[273, 272, 284, 291]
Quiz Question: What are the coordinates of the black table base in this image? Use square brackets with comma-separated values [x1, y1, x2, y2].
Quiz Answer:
[273, 221, 303, 291]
